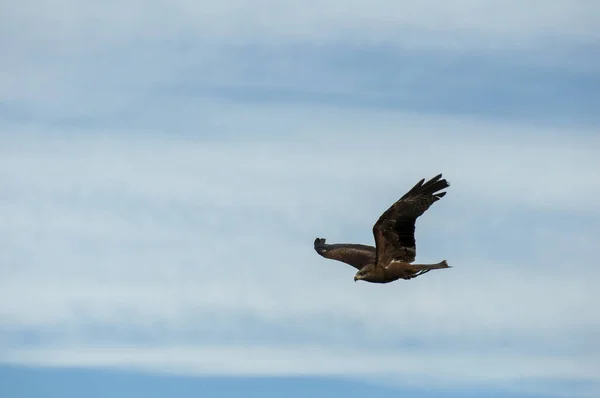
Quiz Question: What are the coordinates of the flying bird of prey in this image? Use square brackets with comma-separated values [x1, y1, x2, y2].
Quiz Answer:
[314, 174, 451, 283]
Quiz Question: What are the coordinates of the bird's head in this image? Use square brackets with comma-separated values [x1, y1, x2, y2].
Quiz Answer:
[353, 268, 370, 282]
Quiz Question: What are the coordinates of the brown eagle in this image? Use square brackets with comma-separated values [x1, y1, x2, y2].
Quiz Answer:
[314, 174, 451, 283]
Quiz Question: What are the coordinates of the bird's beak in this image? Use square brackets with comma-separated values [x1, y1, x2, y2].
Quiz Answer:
[354, 275, 359, 282]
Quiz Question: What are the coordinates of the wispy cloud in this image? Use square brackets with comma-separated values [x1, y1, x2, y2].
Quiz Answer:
[3, 0, 599, 48]
[1, 104, 599, 397]
[1, 1, 599, 397]
[2, 0, 599, 128]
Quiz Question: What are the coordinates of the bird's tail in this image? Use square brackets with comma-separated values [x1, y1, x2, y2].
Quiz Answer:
[413, 260, 451, 271]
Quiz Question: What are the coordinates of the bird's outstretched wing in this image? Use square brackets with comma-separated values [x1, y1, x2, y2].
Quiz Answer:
[372, 174, 449, 265]
[314, 238, 376, 270]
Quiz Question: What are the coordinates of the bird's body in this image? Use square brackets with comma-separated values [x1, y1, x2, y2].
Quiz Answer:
[351, 260, 450, 283]
[314, 174, 451, 284]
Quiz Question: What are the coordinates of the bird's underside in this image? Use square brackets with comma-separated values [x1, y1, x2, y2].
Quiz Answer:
[313, 174, 452, 284]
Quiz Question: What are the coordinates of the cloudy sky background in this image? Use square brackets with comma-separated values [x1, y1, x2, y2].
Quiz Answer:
[1, 1, 599, 398]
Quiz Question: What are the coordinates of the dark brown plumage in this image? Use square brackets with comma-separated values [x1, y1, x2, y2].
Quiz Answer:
[314, 174, 451, 283]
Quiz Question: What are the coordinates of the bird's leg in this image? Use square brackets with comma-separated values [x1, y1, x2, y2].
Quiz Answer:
[413, 269, 431, 277]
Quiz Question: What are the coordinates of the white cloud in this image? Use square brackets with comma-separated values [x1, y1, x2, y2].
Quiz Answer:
[3, 344, 597, 381]
[2, 0, 598, 49]
[1, 345, 598, 398]
[2, 1, 597, 126]
[1, 104, 599, 397]
[1, 2, 597, 396]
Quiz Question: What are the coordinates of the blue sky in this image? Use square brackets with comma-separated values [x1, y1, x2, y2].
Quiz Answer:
[1, 1, 599, 398]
